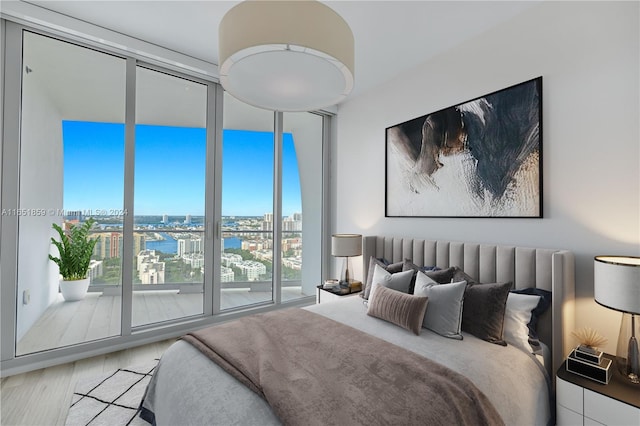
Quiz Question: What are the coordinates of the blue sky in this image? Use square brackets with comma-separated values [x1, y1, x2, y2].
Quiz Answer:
[62, 121, 301, 216]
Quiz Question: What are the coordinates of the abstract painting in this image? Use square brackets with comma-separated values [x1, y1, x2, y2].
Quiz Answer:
[386, 77, 542, 218]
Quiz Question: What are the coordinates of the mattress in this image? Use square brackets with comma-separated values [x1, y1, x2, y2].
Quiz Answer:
[141, 296, 550, 425]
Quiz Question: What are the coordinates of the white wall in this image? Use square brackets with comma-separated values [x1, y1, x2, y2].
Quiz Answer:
[16, 68, 64, 342]
[334, 1, 639, 355]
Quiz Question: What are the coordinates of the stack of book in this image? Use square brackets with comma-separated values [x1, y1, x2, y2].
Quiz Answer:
[566, 344, 612, 384]
[323, 279, 339, 290]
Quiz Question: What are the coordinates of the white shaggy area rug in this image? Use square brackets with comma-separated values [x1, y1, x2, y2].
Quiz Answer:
[65, 360, 158, 426]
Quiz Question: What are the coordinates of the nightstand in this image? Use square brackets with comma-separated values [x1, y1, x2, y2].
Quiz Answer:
[316, 285, 361, 304]
[556, 355, 640, 425]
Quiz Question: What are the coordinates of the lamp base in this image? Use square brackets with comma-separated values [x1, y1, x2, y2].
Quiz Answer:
[616, 313, 640, 384]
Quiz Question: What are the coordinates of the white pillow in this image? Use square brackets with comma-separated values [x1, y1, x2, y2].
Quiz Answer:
[368, 265, 414, 308]
[504, 292, 541, 354]
[413, 271, 466, 339]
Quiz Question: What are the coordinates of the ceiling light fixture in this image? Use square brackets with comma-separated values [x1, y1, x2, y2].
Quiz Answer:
[218, 0, 354, 112]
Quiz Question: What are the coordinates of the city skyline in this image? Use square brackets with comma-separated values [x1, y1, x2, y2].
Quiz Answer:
[63, 121, 302, 217]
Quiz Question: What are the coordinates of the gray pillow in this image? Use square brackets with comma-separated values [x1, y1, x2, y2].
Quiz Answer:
[370, 264, 414, 296]
[367, 285, 428, 335]
[462, 282, 512, 345]
[413, 271, 466, 339]
[362, 257, 404, 299]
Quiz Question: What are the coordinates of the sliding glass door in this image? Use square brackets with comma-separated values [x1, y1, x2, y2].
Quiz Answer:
[132, 66, 208, 327]
[220, 93, 275, 310]
[16, 31, 126, 354]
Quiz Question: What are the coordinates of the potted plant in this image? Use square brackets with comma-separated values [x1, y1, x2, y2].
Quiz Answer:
[49, 218, 98, 301]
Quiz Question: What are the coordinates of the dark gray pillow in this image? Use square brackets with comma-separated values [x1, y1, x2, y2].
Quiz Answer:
[452, 267, 479, 286]
[367, 285, 428, 335]
[362, 257, 404, 299]
[462, 282, 512, 345]
[400, 259, 438, 294]
[424, 266, 457, 284]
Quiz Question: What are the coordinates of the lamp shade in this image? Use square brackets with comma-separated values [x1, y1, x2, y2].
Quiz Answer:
[594, 256, 640, 314]
[331, 234, 362, 257]
[218, 0, 354, 112]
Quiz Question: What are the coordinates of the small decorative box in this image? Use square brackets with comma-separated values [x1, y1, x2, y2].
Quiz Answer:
[566, 349, 611, 384]
[574, 344, 603, 364]
[323, 279, 339, 289]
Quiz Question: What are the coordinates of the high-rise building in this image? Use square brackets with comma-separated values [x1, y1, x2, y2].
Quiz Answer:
[221, 253, 243, 267]
[183, 253, 204, 268]
[262, 212, 273, 231]
[184, 214, 192, 224]
[220, 266, 235, 282]
[235, 260, 266, 281]
[283, 216, 302, 231]
[91, 232, 146, 259]
[162, 214, 169, 224]
[177, 235, 203, 257]
[137, 250, 165, 284]
[87, 260, 103, 283]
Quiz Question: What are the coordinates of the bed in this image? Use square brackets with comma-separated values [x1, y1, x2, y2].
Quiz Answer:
[140, 236, 575, 425]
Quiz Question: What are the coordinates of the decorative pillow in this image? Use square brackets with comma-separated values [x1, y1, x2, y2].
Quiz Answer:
[402, 259, 439, 294]
[413, 272, 466, 339]
[504, 292, 542, 353]
[368, 265, 414, 306]
[362, 257, 404, 299]
[510, 288, 552, 340]
[424, 266, 457, 284]
[452, 267, 479, 286]
[462, 282, 512, 345]
[367, 285, 428, 335]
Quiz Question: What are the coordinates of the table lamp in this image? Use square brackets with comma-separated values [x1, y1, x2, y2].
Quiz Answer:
[594, 256, 640, 384]
[331, 234, 362, 291]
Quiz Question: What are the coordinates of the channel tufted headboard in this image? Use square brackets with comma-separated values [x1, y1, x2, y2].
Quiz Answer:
[362, 235, 575, 378]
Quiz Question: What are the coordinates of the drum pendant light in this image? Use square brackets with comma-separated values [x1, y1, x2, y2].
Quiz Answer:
[218, 0, 354, 112]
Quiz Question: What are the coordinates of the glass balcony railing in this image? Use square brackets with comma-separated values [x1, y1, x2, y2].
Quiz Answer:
[85, 228, 302, 293]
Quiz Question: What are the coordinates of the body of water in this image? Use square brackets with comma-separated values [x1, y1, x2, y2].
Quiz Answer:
[146, 232, 177, 254]
[145, 234, 242, 254]
[224, 236, 241, 250]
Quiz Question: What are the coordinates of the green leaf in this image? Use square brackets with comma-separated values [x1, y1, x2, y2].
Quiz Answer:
[49, 218, 97, 280]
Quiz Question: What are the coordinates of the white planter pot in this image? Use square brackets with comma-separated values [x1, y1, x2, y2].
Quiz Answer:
[60, 278, 90, 301]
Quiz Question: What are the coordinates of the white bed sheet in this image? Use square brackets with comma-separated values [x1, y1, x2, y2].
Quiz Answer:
[142, 297, 550, 425]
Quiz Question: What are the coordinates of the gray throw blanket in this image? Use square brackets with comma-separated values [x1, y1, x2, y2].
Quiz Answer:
[183, 308, 504, 426]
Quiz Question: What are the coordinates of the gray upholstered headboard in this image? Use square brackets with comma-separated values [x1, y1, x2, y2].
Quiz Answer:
[362, 236, 575, 377]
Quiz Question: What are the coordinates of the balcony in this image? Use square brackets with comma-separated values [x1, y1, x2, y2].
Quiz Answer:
[16, 283, 309, 355]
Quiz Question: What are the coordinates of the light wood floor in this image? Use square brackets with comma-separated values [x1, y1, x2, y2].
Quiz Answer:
[17, 287, 309, 355]
[1, 338, 176, 426]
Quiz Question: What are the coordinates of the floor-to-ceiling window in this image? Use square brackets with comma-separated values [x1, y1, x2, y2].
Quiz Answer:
[1, 21, 328, 373]
[15, 31, 126, 355]
[220, 93, 275, 310]
[132, 66, 208, 327]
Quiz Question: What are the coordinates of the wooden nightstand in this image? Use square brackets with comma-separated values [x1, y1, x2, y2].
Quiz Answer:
[316, 285, 362, 304]
[556, 356, 640, 425]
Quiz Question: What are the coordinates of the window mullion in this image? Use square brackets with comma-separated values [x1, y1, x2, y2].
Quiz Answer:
[0, 21, 22, 361]
[273, 112, 283, 304]
[120, 57, 136, 336]
[206, 83, 222, 316]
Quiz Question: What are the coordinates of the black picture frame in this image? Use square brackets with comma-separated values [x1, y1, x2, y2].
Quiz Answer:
[385, 77, 543, 218]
